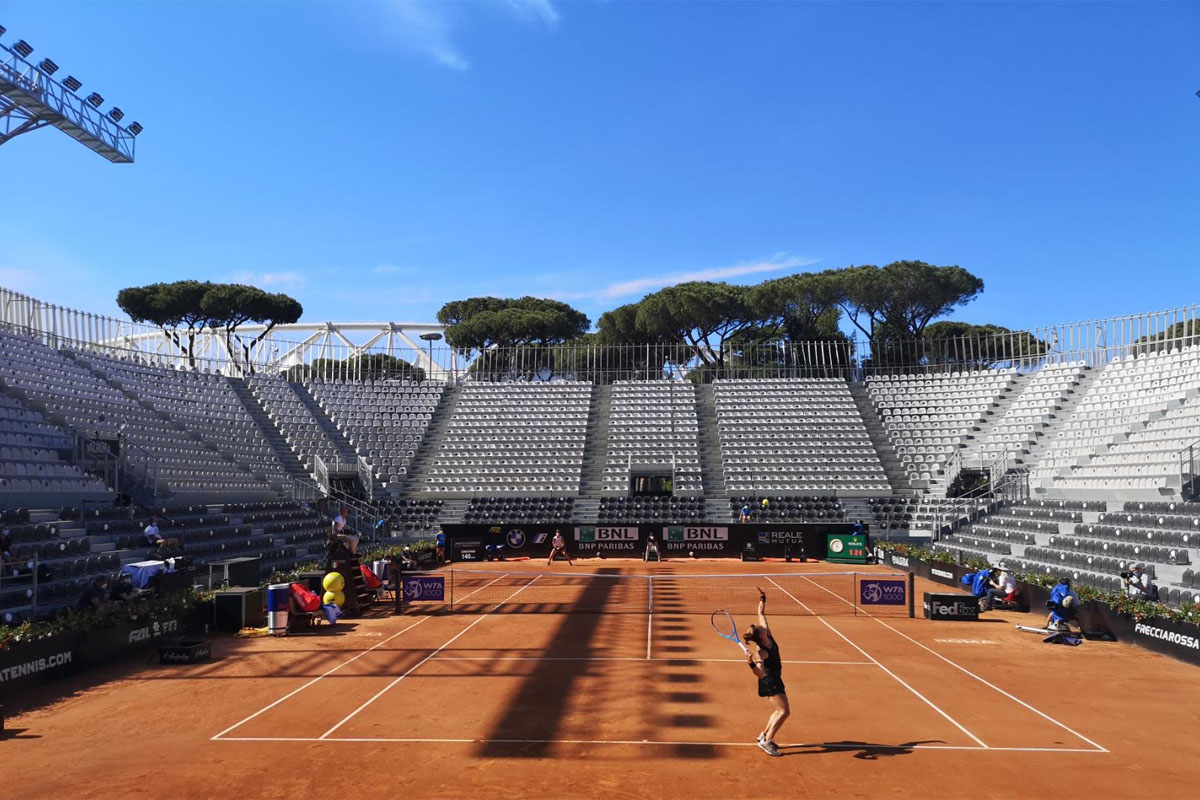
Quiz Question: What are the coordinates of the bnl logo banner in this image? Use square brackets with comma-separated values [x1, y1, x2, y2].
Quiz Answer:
[576, 526, 640, 550]
[663, 526, 729, 551]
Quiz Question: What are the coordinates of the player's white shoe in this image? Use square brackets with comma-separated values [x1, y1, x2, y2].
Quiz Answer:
[757, 738, 781, 756]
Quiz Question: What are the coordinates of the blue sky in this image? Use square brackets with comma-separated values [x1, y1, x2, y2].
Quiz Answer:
[1, 0, 1198, 334]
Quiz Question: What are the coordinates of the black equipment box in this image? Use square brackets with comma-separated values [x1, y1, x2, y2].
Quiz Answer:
[214, 587, 265, 632]
[210, 556, 261, 588]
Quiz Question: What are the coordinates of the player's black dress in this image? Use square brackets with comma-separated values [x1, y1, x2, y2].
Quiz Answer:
[757, 637, 786, 697]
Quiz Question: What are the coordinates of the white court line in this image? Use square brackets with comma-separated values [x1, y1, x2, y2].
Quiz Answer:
[210, 574, 508, 742]
[426, 656, 873, 665]
[872, 618, 1109, 753]
[646, 613, 652, 660]
[794, 572, 1108, 754]
[211, 735, 1105, 753]
[765, 577, 990, 750]
[317, 575, 543, 740]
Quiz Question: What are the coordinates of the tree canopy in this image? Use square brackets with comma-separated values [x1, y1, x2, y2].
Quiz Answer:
[437, 296, 590, 352]
[117, 281, 302, 371]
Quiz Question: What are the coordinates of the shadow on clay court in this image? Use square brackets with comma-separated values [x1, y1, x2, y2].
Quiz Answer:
[0, 727, 40, 740]
[476, 568, 624, 758]
[779, 740, 944, 759]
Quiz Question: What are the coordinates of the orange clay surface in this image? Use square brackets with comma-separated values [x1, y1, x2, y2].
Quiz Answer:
[7, 559, 1200, 799]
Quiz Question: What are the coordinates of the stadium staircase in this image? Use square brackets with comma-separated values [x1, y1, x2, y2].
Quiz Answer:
[288, 382, 363, 471]
[1020, 369, 1098, 473]
[404, 385, 462, 494]
[846, 381, 916, 496]
[577, 385, 612, 499]
[225, 377, 310, 484]
[694, 385, 726, 497]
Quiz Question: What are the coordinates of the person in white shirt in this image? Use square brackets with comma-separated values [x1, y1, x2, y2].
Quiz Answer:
[982, 564, 1018, 611]
[1123, 564, 1156, 601]
[143, 516, 179, 551]
[331, 507, 359, 555]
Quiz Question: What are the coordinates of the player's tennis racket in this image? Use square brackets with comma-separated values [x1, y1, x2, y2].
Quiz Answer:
[711, 609, 751, 657]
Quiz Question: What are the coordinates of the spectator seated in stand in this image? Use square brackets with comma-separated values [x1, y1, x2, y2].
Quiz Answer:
[78, 575, 110, 612]
[0, 529, 12, 563]
[1122, 563, 1159, 602]
[143, 516, 180, 554]
[739, 503, 752, 523]
[982, 562, 1020, 611]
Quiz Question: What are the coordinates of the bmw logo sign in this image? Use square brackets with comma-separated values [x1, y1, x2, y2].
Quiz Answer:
[506, 529, 527, 549]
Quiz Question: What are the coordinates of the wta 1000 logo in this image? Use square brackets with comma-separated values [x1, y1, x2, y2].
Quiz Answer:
[860, 579, 907, 606]
[402, 575, 445, 602]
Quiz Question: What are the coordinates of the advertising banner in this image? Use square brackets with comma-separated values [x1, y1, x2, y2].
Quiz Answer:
[402, 575, 445, 602]
[575, 526, 644, 554]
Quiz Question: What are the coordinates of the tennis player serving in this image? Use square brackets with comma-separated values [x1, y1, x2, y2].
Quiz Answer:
[547, 528, 573, 566]
[745, 585, 789, 756]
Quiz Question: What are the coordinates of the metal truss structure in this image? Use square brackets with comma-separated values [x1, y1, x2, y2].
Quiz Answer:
[0, 29, 140, 162]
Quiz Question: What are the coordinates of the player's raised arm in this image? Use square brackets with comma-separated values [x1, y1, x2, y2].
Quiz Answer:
[755, 585, 769, 630]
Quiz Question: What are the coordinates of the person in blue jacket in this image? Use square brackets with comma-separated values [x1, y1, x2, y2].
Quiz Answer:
[1045, 577, 1080, 630]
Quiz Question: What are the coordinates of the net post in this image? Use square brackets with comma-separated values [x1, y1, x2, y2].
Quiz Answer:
[450, 569, 454, 613]
[853, 572, 859, 616]
[648, 574, 654, 615]
[907, 571, 915, 618]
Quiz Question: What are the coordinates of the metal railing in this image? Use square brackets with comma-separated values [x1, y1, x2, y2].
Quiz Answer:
[1180, 440, 1200, 501]
[4, 285, 1200, 382]
[358, 455, 375, 502]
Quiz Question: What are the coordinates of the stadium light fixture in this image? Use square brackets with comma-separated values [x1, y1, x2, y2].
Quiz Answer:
[108, 107, 123, 122]
[420, 332, 443, 377]
[127, 121, 143, 136]
[13, 39, 33, 58]
[37, 58, 58, 75]
[85, 92, 103, 108]
[63, 75, 82, 92]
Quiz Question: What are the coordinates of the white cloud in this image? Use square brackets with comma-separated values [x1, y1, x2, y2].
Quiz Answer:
[505, 0, 561, 27]
[229, 271, 308, 291]
[552, 255, 820, 302]
[373, 264, 400, 274]
[388, 0, 470, 70]
[383, 0, 561, 71]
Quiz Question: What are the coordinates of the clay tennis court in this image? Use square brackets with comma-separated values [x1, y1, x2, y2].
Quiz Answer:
[7, 560, 1200, 799]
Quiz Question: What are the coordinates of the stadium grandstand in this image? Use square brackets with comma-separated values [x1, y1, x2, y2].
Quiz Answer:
[3, 283, 1200, 625]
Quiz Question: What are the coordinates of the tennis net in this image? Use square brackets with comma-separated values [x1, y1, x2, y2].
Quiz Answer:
[409, 569, 914, 617]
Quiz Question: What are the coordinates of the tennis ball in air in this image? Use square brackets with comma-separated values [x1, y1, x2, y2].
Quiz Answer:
[322, 572, 345, 592]
[323, 590, 346, 607]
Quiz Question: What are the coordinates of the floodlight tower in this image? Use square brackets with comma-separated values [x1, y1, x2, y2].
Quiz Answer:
[0, 25, 142, 162]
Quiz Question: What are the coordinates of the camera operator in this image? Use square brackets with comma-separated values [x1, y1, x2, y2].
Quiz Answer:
[1121, 563, 1158, 602]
